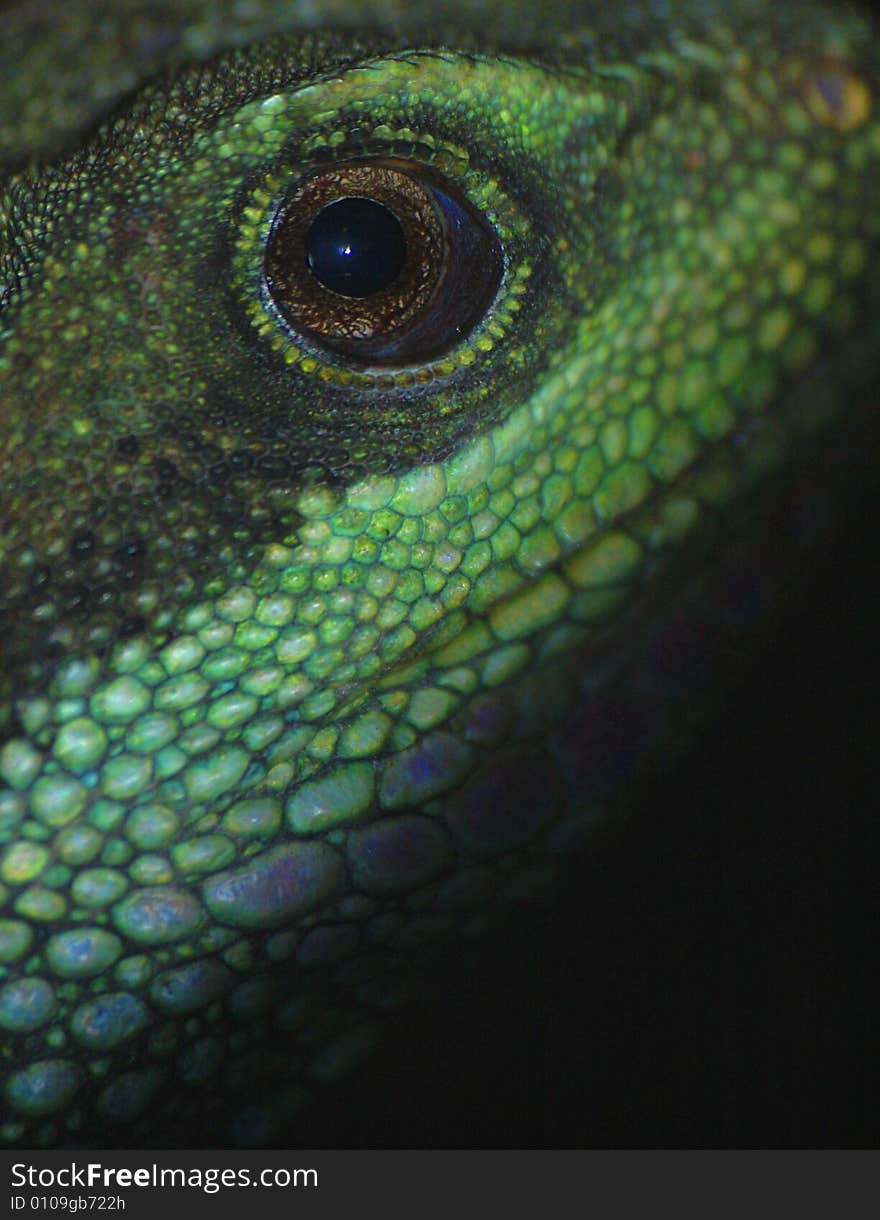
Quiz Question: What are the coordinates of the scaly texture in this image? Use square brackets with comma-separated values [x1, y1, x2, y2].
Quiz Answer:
[0, 0, 878, 1146]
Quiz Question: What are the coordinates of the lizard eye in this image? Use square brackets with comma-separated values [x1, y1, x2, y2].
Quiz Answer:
[262, 159, 503, 366]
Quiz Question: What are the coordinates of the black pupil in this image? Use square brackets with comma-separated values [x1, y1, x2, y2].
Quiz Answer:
[306, 197, 407, 298]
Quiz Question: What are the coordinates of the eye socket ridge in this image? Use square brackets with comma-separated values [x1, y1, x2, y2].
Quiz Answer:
[262, 157, 503, 368]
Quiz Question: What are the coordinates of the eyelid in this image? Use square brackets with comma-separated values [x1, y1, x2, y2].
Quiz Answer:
[229, 126, 536, 391]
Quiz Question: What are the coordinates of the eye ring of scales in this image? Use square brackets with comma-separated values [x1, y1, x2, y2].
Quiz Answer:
[0, 0, 878, 1150]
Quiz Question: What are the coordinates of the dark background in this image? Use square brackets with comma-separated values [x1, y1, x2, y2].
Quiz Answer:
[299, 471, 879, 1149]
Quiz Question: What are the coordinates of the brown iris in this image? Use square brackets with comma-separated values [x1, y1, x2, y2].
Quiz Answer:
[263, 159, 503, 367]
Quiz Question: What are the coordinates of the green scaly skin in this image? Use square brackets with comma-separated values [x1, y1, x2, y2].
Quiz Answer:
[0, 0, 878, 1146]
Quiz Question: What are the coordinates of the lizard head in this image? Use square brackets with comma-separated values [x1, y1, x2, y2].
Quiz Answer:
[0, 0, 878, 1144]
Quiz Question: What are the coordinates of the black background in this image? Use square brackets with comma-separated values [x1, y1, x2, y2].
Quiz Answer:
[299, 473, 879, 1149]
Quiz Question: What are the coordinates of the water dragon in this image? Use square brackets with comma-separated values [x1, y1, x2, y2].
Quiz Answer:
[0, 0, 878, 1147]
